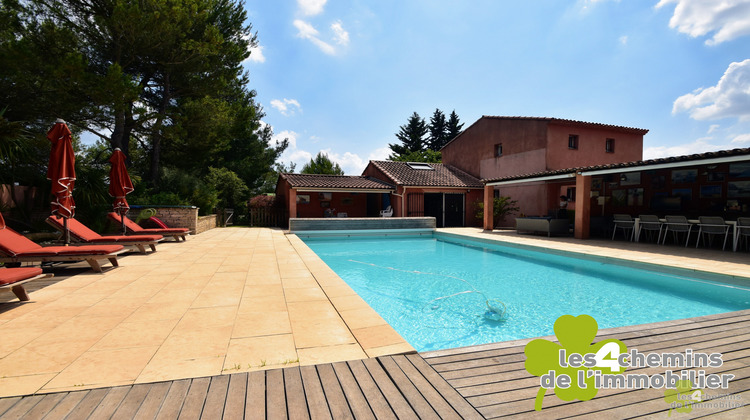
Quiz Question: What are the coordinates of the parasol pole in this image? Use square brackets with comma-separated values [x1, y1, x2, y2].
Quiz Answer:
[63, 217, 70, 245]
[120, 210, 126, 235]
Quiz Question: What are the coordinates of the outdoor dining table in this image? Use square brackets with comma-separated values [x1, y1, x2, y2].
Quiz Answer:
[632, 218, 739, 251]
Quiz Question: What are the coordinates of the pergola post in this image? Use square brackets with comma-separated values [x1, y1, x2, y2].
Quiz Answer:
[483, 185, 494, 231]
[574, 173, 591, 239]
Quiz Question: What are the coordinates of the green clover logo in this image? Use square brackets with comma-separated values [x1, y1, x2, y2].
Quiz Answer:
[524, 314, 628, 411]
[664, 379, 703, 416]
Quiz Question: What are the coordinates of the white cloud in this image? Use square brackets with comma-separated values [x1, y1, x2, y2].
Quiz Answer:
[656, 0, 750, 45]
[368, 146, 391, 161]
[619, 35, 628, 45]
[707, 124, 720, 134]
[293, 19, 349, 55]
[732, 133, 750, 144]
[246, 44, 265, 63]
[297, 0, 327, 16]
[271, 129, 298, 149]
[271, 129, 314, 169]
[270, 98, 302, 116]
[672, 59, 750, 121]
[320, 149, 365, 175]
[293, 19, 336, 55]
[293, 19, 319, 39]
[331, 21, 350, 46]
[644, 137, 726, 159]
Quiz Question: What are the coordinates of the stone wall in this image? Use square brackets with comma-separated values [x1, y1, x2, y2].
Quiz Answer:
[129, 205, 219, 235]
[196, 214, 218, 234]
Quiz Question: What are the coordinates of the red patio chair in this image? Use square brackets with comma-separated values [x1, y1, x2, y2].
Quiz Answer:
[0, 215, 124, 273]
[107, 212, 189, 241]
[0, 267, 52, 301]
[47, 215, 162, 254]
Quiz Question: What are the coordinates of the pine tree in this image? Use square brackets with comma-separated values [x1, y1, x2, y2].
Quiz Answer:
[427, 109, 447, 151]
[301, 152, 344, 175]
[389, 112, 427, 158]
[446, 110, 464, 142]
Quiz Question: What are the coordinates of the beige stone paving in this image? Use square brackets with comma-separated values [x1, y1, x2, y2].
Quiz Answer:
[440, 227, 750, 282]
[1, 225, 747, 398]
[0, 227, 414, 397]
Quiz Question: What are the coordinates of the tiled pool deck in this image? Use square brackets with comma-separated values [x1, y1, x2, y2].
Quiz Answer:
[0, 226, 748, 400]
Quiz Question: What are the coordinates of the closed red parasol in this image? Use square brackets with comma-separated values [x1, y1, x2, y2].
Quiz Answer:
[108, 148, 134, 234]
[46, 119, 76, 244]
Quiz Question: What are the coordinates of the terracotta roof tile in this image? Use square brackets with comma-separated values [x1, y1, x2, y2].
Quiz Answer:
[369, 161, 483, 188]
[280, 173, 395, 190]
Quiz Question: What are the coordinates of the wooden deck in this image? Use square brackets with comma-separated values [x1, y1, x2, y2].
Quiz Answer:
[423, 309, 750, 419]
[1, 311, 749, 419]
[0, 354, 481, 419]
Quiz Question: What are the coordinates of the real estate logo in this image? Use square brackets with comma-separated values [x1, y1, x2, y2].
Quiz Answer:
[523, 314, 737, 412]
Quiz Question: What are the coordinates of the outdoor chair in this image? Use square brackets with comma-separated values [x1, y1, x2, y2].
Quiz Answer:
[0, 267, 52, 302]
[695, 216, 730, 251]
[47, 215, 163, 254]
[637, 215, 663, 243]
[380, 206, 393, 217]
[107, 212, 189, 241]
[736, 217, 750, 252]
[611, 214, 635, 241]
[661, 215, 693, 247]
[0, 216, 125, 273]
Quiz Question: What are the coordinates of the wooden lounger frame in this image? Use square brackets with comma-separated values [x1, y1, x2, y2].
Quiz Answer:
[0, 249, 127, 273]
[0, 273, 53, 301]
[45, 219, 163, 254]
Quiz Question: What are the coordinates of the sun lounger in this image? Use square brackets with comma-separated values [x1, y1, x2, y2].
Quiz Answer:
[47, 215, 162, 254]
[0, 216, 124, 272]
[107, 212, 189, 241]
[0, 267, 52, 301]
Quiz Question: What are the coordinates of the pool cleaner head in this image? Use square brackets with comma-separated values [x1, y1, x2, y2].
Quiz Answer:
[483, 299, 507, 321]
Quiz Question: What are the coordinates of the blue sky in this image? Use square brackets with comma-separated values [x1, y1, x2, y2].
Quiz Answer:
[243, 0, 750, 175]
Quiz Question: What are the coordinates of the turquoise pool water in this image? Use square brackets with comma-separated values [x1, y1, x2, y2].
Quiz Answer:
[301, 233, 750, 352]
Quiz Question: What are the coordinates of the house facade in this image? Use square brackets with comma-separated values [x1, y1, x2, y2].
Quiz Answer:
[276, 174, 395, 219]
[275, 161, 484, 228]
[363, 161, 484, 227]
[442, 116, 649, 222]
[482, 148, 750, 238]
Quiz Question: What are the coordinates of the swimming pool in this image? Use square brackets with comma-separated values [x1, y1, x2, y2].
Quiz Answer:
[301, 233, 750, 352]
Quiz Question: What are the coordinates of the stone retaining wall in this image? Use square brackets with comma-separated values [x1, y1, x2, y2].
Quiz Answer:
[129, 206, 219, 235]
[196, 215, 218, 234]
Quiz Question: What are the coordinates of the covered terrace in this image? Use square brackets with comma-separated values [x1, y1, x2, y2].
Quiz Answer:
[482, 148, 750, 239]
[276, 173, 395, 220]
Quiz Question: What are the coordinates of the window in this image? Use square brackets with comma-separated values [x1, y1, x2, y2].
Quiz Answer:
[566, 187, 576, 202]
[495, 143, 503, 157]
[406, 162, 434, 170]
[568, 135, 578, 150]
[606, 138, 615, 153]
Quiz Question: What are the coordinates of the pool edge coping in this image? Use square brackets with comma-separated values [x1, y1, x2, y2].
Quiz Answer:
[435, 229, 750, 288]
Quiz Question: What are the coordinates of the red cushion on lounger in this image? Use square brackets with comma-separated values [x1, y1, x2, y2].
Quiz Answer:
[47, 245, 124, 255]
[108, 212, 188, 234]
[86, 235, 163, 243]
[149, 216, 169, 228]
[138, 228, 189, 234]
[0, 225, 48, 256]
[50, 216, 162, 243]
[49, 216, 100, 242]
[0, 267, 43, 285]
